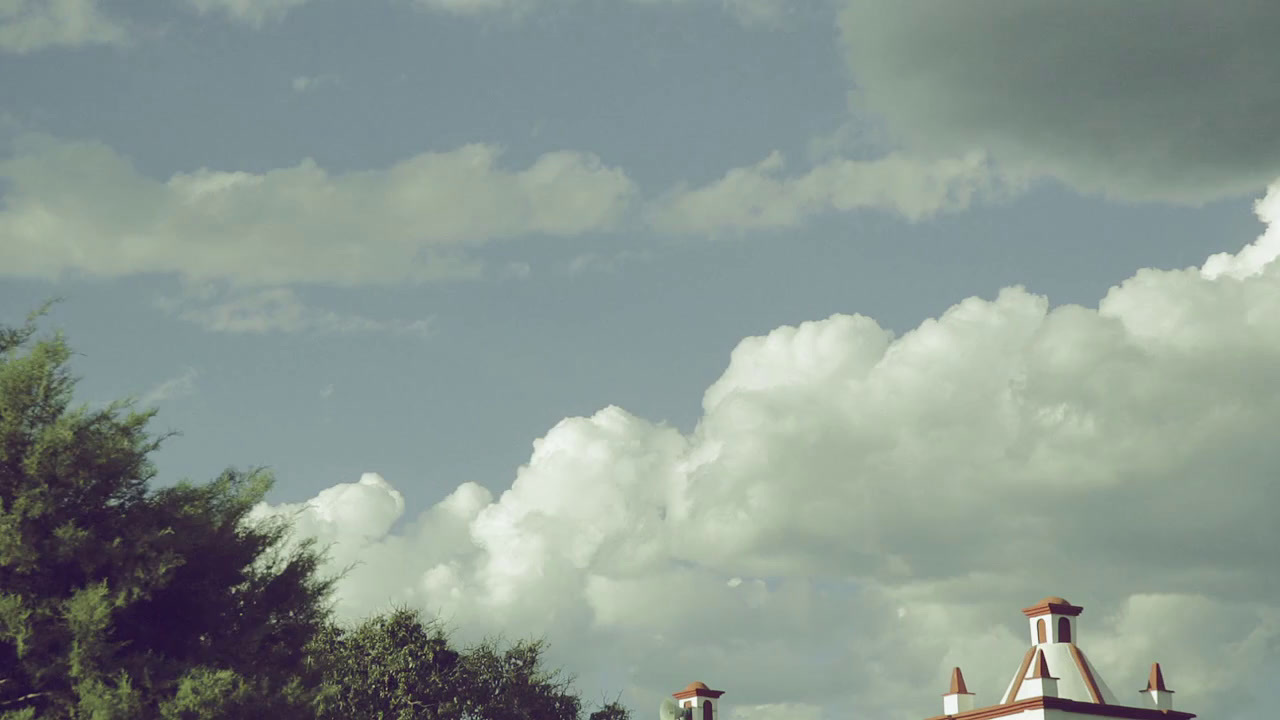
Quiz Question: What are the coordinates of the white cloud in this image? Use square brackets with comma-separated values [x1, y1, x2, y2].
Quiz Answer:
[252, 180, 1280, 720]
[730, 703, 824, 720]
[186, 0, 311, 28]
[290, 74, 340, 93]
[564, 249, 650, 275]
[1202, 188, 1280, 280]
[413, 0, 530, 15]
[138, 367, 199, 407]
[413, 0, 789, 27]
[651, 149, 1021, 234]
[0, 0, 128, 53]
[179, 0, 794, 27]
[0, 134, 636, 287]
[157, 287, 435, 337]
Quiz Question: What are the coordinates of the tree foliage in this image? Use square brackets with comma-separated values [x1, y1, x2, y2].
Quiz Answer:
[0, 307, 339, 718]
[310, 605, 633, 720]
[309, 606, 465, 720]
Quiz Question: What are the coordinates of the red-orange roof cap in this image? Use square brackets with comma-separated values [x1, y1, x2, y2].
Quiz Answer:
[944, 667, 974, 696]
[1143, 663, 1173, 693]
[1021, 595, 1084, 618]
[1029, 649, 1057, 679]
[673, 681, 725, 700]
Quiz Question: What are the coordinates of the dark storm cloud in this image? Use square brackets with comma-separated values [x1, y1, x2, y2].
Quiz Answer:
[838, 0, 1280, 203]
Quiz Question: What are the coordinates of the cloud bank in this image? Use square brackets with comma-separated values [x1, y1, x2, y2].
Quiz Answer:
[251, 183, 1280, 719]
[155, 286, 436, 337]
[837, 0, 1280, 204]
[186, 0, 312, 28]
[0, 134, 636, 286]
[651, 149, 1017, 233]
[413, 0, 790, 27]
[0, 0, 128, 53]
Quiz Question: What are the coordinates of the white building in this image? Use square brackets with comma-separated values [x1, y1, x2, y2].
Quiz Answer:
[930, 596, 1195, 720]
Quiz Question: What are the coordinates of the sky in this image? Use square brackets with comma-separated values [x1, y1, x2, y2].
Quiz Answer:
[3, 1, 1280, 719]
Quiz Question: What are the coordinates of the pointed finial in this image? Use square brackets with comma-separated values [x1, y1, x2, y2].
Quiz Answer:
[947, 667, 972, 695]
[1029, 649, 1056, 679]
[1144, 663, 1170, 692]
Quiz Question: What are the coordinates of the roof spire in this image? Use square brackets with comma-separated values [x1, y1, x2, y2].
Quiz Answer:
[1144, 663, 1169, 693]
[1140, 662, 1175, 711]
[948, 667, 972, 695]
[1029, 649, 1056, 680]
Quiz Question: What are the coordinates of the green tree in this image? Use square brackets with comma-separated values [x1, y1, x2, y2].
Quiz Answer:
[0, 308, 341, 719]
[310, 605, 465, 720]
[310, 605, 635, 720]
[453, 632, 582, 720]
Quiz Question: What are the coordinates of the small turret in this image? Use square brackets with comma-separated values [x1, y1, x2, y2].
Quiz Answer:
[1140, 663, 1174, 710]
[942, 667, 976, 715]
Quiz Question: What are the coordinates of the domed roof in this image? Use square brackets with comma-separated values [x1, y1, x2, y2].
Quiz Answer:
[673, 681, 724, 700]
[1041, 596, 1070, 605]
[683, 681, 709, 692]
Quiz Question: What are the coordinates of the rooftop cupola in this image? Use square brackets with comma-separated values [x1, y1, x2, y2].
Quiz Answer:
[1140, 663, 1175, 710]
[1001, 596, 1120, 705]
[1021, 596, 1083, 646]
[672, 681, 725, 720]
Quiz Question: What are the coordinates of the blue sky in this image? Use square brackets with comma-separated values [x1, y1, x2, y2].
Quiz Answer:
[4, 2, 1280, 720]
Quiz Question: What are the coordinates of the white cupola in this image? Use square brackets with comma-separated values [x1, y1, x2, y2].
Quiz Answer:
[1000, 596, 1121, 705]
[1023, 595, 1081, 645]
[673, 681, 725, 720]
[942, 667, 975, 715]
[1140, 662, 1175, 710]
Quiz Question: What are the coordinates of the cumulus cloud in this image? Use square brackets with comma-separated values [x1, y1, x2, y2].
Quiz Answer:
[837, 0, 1280, 204]
[0, 0, 128, 53]
[156, 287, 435, 337]
[651, 149, 1018, 233]
[0, 134, 636, 287]
[252, 181, 1280, 720]
[185, 0, 312, 28]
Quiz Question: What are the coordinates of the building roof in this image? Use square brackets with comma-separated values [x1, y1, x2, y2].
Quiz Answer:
[1000, 635, 1116, 704]
[923, 597, 1196, 720]
[924, 696, 1197, 720]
